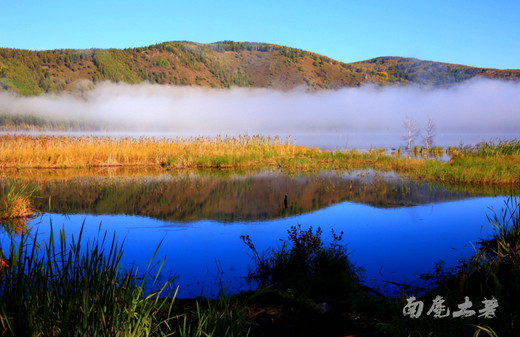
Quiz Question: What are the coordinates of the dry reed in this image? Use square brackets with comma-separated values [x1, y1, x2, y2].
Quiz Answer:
[1, 135, 519, 186]
[0, 135, 309, 169]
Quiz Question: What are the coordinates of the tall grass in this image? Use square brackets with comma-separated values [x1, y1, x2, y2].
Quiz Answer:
[1, 135, 519, 187]
[0, 135, 307, 169]
[469, 139, 520, 156]
[174, 291, 250, 337]
[0, 184, 36, 223]
[0, 217, 251, 337]
[483, 196, 520, 264]
[0, 184, 37, 235]
[0, 223, 177, 336]
[473, 325, 500, 337]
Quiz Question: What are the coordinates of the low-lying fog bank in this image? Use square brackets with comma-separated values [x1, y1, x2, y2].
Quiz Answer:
[1, 78, 519, 149]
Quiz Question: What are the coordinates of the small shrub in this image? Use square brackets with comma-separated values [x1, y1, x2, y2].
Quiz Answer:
[241, 225, 361, 302]
[154, 59, 170, 67]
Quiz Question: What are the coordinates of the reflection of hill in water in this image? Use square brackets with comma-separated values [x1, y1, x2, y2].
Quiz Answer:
[1, 170, 482, 222]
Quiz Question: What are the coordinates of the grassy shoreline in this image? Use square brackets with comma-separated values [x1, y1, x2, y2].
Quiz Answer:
[1, 135, 519, 186]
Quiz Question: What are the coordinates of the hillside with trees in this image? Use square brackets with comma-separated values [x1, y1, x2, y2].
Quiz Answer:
[0, 41, 519, 96]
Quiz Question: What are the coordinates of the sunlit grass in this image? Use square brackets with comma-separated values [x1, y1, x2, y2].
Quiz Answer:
[0, 135, 310, 169]
[0, 184, 36, 221]
[1, 135, 519, 186]
[451, 139, 520, 157]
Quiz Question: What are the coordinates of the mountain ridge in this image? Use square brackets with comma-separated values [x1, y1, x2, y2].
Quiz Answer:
[1, 40, 519, 96]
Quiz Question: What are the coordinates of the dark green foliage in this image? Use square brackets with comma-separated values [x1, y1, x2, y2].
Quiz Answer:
[210, 41, 273, 53]
[0, 58, 43, 96]
[240, 225, 392, 336]
[278, 47, 306, 63]
[174, 291, 251, 337]
[241, 225, 361, 302]
[471, 139, 520, 156]
[92, 49, 143, 83]
[154, 59, 170, 67]
[213, 41, 248, 52]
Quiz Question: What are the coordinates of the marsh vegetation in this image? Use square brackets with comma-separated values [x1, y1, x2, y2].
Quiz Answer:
[0, 225, 177, 336]
[1, 135, 519, 188]
[0, 136, 519, 336]
[0, 184, 36, 235]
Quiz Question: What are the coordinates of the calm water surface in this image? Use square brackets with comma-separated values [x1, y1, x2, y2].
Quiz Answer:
[0, 169, 514, 298]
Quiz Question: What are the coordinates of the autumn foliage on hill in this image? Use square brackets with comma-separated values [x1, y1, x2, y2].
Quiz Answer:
[1, 41, 519, 96]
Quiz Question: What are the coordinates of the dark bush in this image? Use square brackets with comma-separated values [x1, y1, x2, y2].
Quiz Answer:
[241, 225, 361, 302]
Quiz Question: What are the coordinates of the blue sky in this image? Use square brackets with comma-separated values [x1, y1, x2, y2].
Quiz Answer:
[1, 0, 519, 69]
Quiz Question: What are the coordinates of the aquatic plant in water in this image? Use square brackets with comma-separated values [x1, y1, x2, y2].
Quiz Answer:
[241, 225, 361, 302]
[0, 223, 177, 336]
[0, 184, 37, 235]
[0, 184, 36, 221]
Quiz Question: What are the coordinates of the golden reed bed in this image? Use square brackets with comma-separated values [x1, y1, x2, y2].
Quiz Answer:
[1, 135, 519, 186]
[0, 135, 311, 169]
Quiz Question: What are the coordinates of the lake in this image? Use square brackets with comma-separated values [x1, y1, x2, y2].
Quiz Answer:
[0, 168, 513, 298]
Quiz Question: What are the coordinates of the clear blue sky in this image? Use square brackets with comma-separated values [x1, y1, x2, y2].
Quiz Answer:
[1, 0, 519, 69]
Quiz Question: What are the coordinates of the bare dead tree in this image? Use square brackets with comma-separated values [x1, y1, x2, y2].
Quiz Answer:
[423, 117, 435, 152]
[402, 116, 420, 152]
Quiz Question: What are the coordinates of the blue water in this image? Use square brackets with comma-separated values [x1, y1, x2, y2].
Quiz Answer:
[21, 196, 508, 298]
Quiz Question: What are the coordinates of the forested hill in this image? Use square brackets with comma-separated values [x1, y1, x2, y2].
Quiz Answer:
[1, 41, 519, 96]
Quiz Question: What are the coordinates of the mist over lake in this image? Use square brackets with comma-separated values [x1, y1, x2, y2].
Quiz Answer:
[1, 79, 519, 143]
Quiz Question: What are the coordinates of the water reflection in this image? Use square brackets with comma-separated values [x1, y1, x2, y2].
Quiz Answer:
[18, 196, 508, 298]
[0, 169, 514, 298]
[0, 217, 31, 236]
[0, 169, 489, 222]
